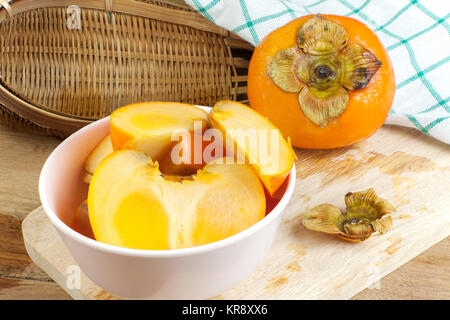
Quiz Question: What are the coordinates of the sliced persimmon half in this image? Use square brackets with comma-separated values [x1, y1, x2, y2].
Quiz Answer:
[88, 150, 265, 250]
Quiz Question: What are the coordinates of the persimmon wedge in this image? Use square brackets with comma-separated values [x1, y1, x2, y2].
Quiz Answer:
[88, 150, 265, 250]
[110, 102, 209, 161]
[208, 100, 295, 196]
[83, 135, 113, 183]
[248, 14, 395, 149]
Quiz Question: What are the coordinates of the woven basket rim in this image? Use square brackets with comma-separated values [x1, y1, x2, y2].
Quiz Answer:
[0, 0, 234, 37]
[0, 0, 253, 135]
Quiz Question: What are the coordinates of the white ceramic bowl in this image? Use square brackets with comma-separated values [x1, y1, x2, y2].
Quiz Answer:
[39, 107, 296, 299]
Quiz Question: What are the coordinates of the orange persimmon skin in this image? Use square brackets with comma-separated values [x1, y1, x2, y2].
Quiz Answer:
[248, 15, 395, 149]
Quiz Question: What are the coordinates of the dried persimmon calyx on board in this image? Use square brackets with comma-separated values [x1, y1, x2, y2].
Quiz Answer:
[302, 188, 395, 242]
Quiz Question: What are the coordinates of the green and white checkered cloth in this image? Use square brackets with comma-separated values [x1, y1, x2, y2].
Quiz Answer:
[186, 0, 450, 144]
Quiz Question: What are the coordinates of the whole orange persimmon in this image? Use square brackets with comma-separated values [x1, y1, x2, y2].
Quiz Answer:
[248, 14, 395, 149]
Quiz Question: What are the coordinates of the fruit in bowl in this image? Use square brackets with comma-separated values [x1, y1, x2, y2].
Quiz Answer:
[83, 101, 295, 250]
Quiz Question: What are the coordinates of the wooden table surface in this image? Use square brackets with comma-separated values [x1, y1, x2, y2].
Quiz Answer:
[0, 125, 449, 300]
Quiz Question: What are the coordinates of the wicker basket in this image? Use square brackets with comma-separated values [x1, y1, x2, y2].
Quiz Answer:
[0, 0, 253, 137]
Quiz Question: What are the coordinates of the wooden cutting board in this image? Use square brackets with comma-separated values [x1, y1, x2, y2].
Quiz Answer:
[22, 125, 450, 299]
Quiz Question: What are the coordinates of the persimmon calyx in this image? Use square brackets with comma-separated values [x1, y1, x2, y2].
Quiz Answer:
[267, 14, 382, 127]
[302, 188, 396, 242]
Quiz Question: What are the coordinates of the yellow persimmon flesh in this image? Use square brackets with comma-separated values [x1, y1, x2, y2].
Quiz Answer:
[88, 150, 266, 250]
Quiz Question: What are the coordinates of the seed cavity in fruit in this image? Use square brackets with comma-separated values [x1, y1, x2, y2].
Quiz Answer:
[268, 14, 382, 127]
